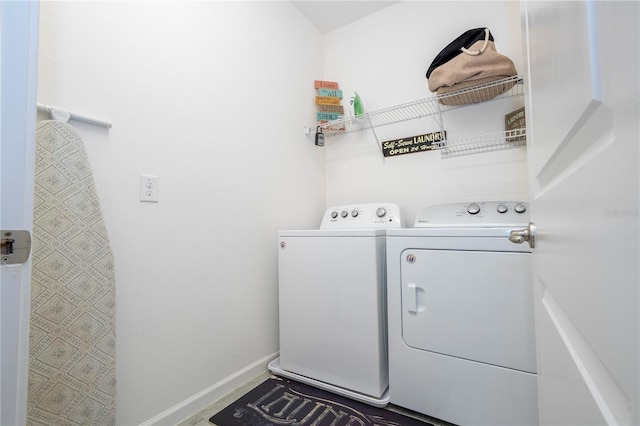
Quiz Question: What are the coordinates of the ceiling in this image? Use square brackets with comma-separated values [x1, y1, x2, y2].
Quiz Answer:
[291, 1, 398, 34]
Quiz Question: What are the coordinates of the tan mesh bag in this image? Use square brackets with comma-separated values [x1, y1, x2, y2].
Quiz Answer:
[426, 28, 517, 106]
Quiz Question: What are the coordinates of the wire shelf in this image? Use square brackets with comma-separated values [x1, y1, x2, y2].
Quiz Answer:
[318, 75, 524, 136]
[435, 128, 526, 158]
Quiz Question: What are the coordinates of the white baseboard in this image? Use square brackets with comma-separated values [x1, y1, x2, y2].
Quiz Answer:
[140, 351, 279, 426]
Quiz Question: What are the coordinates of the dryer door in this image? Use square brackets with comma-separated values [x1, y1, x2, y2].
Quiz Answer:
[400, 249, 536, 373]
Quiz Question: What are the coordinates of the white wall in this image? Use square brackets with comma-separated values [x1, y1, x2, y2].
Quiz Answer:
[323, 1, 529, 224]
[37, 2, 325, 424]
[36, 1, 531, 424]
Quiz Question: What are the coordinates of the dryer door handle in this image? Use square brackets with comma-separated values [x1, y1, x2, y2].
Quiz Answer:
[406, 283, 425, 313]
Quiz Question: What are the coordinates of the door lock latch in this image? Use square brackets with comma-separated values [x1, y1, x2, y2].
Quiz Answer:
[1, 230, 31, 265]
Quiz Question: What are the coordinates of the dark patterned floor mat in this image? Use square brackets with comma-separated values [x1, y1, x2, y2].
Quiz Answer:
[209, 376, 432, 426]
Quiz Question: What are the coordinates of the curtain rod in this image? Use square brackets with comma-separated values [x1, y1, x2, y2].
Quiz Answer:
[37, 103, 112, 129]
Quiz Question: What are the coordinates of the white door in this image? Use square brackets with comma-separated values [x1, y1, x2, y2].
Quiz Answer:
[0, 2, 39, 425]
[523, 1, 639, 424]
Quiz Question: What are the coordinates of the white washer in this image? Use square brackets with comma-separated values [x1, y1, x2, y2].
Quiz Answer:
[386, 201, 538, 425]
[269, 203, 403, 407]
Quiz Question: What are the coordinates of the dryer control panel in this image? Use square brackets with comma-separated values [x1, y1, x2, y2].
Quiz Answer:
[415, 201, 529, 227]
[321, 203, 403, 229]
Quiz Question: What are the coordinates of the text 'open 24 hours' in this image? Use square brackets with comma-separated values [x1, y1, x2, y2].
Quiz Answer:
[382, 131, 446, 157]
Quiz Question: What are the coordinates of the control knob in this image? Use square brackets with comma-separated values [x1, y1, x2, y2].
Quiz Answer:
[497, 204, 508, 213]
[331, 211, 338, 219]
[341, 210, 348, 218]
[514, 204, 527, 214]
[351, 210, 358, 218]
[467, 203, 481, 215]
[376, 207, 387, 218]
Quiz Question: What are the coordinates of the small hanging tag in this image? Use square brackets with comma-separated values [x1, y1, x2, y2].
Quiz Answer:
[315, 126, 325, 146]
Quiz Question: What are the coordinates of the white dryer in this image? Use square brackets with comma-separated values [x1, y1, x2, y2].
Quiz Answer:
[269, 203, 403, 407]
[386, 201, 538, 425]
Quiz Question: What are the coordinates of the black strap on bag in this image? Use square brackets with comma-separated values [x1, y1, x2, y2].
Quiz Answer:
[426, 28, 495, 78]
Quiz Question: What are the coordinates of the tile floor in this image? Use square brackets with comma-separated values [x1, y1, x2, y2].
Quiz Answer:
[177, 372, 271, 426]
[177, 372, 454, 426]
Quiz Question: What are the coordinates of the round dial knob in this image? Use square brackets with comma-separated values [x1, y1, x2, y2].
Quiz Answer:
[467, 203, 481, 215]
[376, 207, 387, 218]
[341, 210, 348, 218]
[351, 210, 359, 217]
[497, 204, 508, 214]
[331, 211, 338, 219]
[514, 204, 527, 213]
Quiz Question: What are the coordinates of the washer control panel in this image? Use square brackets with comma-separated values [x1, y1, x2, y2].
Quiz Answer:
[321, 203, 403, 229]
[415, 201, 529, 227]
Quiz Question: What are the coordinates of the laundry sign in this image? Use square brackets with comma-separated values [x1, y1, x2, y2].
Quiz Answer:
[505, 106, 526, 142]
[314, 80, 339, 90]
[382, 131, 446, 157]
[314, 80, 346, 133]
[317, 88, 343, 98]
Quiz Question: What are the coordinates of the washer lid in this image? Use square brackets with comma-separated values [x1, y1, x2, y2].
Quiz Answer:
[414, 201, 529, 228]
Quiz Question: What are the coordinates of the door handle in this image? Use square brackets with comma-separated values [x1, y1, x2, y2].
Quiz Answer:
[407, 284, 418, 313]
[406, 283, 426, 313]
[509, 222, 536, 249]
